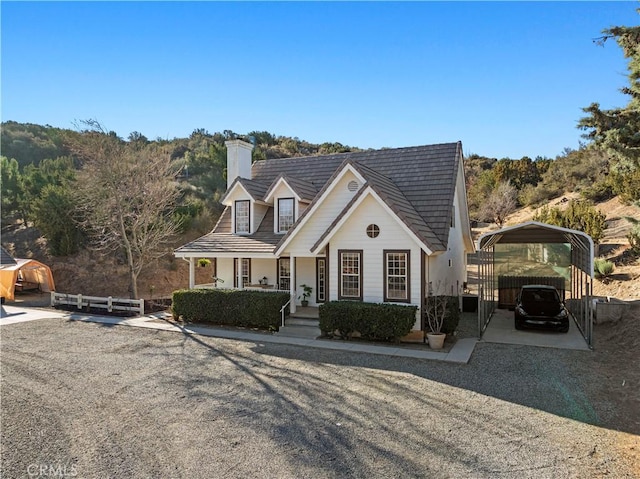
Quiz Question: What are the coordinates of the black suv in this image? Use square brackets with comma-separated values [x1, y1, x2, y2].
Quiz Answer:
[514, 285, 569, 333]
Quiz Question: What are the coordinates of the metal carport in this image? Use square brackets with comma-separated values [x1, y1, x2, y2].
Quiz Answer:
[477, 221, 594, 348]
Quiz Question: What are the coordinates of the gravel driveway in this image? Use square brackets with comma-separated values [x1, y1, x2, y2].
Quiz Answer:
[1, 318, 638, 478]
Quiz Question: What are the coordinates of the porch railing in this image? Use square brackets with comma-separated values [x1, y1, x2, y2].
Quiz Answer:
[280, 297, 292, 328]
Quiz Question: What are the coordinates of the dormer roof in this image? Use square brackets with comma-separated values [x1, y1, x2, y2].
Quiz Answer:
[263, 174, 318, 204]
[221, 177, 269, 205]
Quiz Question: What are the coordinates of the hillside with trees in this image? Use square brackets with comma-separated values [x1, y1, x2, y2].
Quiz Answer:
[1, 11, 638, 300]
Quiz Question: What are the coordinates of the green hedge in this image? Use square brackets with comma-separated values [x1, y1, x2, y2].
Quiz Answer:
[171, 289, 290, 331]
[319, 301, 417, 342]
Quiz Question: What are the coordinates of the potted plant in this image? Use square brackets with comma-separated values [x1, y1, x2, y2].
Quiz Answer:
[298, 284, 313, 307]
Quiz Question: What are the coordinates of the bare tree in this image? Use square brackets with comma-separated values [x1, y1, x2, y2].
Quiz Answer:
[425, 280, 451, 334]
[69, 120, 179, 298]
[479, 180, 518, 228]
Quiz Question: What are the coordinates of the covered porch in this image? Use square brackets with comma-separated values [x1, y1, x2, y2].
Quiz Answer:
[180, 254, 326, 314]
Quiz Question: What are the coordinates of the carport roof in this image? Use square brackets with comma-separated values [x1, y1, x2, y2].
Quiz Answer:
[477, 221, 594, 274]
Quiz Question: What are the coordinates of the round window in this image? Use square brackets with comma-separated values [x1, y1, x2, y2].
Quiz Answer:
[366, 224, 380, 238]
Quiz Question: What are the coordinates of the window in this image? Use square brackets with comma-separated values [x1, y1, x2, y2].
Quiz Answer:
[384, 250, 410, 302]
[316, 258, 326, 303]
[366, 224, 380, 238]
[278, 258, 290, 291]
[233, 258, 251, 287]
[235, 200, 250, 234]
[451, 206, 456, 228]
[278, 198, 294, 233]
[339, 250, 362, 300]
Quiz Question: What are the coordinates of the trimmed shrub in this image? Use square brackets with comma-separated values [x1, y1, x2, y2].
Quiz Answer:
[171, 289, 290, 331]
[319, 301, 417, 343]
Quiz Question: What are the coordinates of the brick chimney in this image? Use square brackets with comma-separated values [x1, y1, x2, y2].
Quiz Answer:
[225, 139, 254, 189]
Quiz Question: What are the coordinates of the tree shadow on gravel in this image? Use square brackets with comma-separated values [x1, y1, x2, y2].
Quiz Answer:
[160, 329, 557, 478]
[247, 339, 639, 437]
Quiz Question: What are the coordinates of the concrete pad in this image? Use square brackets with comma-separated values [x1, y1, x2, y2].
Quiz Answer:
[445, 338, 478, 363]
[1, 305, 68, 325]
[482, 309, 590, 351]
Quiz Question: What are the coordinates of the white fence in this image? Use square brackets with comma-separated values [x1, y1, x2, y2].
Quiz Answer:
[51, 292, 145, 316]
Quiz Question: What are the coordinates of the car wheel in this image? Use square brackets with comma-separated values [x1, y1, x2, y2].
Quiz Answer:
[515, 320, 524, 330]
[559, 324, 569, 333]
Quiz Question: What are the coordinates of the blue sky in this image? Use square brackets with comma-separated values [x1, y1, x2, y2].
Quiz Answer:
[1, 2, 637, 159]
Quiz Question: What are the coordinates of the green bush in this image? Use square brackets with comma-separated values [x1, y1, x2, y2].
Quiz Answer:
[319, 301, 417, 343]
[580, 181, 614, 203]
[625, 216, 640, 255]
[594, 258, 615, 280]
[171, 289, 290, 330]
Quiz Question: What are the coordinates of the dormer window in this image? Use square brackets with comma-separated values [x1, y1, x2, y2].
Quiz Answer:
[278, 198, 294, 233]
[235, 200, 250, 234]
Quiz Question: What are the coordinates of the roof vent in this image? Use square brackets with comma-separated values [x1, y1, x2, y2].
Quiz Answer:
[347, 180, 359, 192]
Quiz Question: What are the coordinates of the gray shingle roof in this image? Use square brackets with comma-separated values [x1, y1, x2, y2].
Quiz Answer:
[263, 174, 318, 203]
[178, 142, 462, 256]
[222, 177, 270, 203]
[279, 175, 318, 202]
[254, 142, 461, 247]
[350, 161, 445, 251]
[175, 207, 281, 255]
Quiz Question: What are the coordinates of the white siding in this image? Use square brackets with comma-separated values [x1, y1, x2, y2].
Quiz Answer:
[328, 194, 422, 329]
[223, 186, 251, 205]
[270, 182, 296, 202]
[294, 257, 317, 306]
[216, 258, 235, 289]
[283, 170, 363, 257]
[425, 166, 470, 297]
[252, 259, 275, 287]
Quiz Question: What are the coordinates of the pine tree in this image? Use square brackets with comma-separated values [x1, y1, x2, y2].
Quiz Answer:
[579, 10, 640, 204]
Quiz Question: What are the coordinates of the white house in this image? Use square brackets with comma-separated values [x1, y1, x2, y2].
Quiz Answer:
[174, 139, 475, 336]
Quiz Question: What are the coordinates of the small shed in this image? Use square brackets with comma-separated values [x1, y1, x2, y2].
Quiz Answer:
[0, 248, 55, 301]
[477, 221, 594, 347]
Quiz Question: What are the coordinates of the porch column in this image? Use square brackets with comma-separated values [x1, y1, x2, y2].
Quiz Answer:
[189, 257, 195, 289]
[290, 256, 296, 314]
[236, 258, 243, 290]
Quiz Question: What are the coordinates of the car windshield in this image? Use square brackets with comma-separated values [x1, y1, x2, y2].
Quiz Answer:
[522, 289, 559, 304]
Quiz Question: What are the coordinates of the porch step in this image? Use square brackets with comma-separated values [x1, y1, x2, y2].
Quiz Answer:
[291, 306, 319, 319]
[277, 317, 321, 339]
[286, 317, 320, 327]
